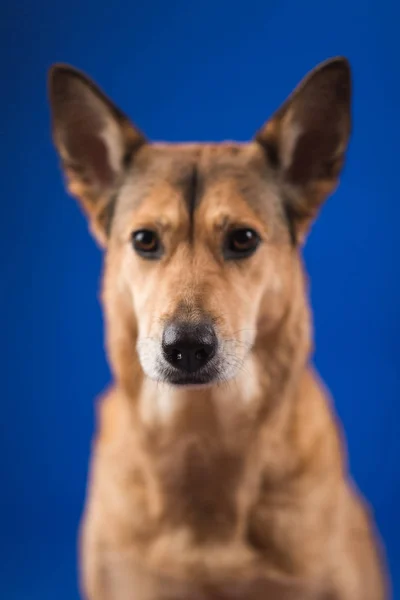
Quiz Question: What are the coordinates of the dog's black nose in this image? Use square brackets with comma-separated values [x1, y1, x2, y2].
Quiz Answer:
[162, 321, 217, 373]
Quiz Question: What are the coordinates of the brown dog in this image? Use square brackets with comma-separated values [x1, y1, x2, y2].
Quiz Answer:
[49, 58, 388, 599]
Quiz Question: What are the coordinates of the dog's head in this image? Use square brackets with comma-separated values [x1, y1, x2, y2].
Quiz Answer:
[49, 59, 351, 391]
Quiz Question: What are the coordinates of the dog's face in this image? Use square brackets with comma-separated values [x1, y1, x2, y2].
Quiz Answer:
[49, 59, 351, 389]
[104, 142, 297, 387]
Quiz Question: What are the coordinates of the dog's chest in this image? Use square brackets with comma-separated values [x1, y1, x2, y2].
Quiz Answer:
[89, 406, 326, 600]
[94, 431, 261, 570]
[155, 434, 246, 540]
[100, 554, 318, 600]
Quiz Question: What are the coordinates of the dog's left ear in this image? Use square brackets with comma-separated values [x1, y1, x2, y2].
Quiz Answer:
[255, 57, 351, 243]
[48, 64, 146, 246]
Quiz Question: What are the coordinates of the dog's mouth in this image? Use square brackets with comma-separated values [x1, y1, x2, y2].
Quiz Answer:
[158, 361, 221, 387]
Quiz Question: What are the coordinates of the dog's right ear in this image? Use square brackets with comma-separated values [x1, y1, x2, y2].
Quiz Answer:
[48, 65, 146, 246]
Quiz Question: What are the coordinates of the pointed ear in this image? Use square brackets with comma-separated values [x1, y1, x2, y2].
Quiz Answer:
[255, 57, 351, 243]
[48, 64, 146, 246]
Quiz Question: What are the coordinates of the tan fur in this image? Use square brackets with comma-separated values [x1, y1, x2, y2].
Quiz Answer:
[49, 58, 389, 599]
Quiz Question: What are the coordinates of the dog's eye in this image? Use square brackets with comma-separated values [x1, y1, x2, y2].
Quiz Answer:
[131, 230, 162, 258]
[224, 228, 260, 259]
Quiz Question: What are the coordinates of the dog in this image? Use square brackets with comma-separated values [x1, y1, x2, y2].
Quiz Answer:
[49, 57, 388, 599]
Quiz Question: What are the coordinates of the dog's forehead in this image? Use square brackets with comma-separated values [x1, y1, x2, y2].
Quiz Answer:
[115, 141, 282, 228]
[134, 141, 266, 181]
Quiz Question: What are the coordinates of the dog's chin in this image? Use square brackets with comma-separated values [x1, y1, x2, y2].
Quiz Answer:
[168, 380, 215, 390]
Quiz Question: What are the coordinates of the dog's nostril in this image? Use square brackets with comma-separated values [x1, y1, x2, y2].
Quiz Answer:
[162, 321, 217, 374]
[195, 348, 210, 361]
[171, 349, 183, 362]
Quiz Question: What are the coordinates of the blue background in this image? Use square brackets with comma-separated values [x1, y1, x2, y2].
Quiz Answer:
[1, 0, 399, 597]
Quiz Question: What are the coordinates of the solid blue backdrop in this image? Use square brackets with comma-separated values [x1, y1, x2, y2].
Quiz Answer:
[1, 0, 399, 597]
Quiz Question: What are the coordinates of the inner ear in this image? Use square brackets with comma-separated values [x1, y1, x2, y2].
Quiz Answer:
[256, 57, 351, 183]
[255, 57, 351, 240]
